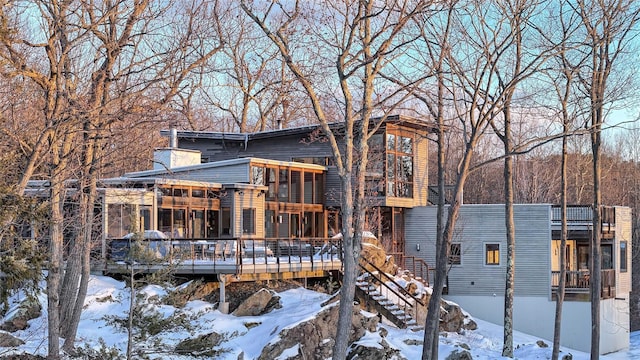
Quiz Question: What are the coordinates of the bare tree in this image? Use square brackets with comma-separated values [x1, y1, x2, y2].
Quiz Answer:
[1, 1, 225, 357]
[570, 1, 640, 356]
[241, 1, 426, 358]
[480, 1, 556, 355]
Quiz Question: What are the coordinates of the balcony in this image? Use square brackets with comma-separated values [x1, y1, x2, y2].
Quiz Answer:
[551, 269, 616, 300]
[551, 205, 616, 239]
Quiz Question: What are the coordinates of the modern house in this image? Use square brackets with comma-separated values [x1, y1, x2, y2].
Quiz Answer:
[24, 113, 631, 352]
[405, 204, 632, 355]
[152, 117, 631, 354]
[165, 115, 433, 265]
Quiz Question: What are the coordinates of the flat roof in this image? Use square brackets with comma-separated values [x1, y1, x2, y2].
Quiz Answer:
[160, 114, 434, 142]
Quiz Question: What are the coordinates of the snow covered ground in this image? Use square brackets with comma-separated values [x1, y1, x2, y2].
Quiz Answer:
[1, 275, 637, 359]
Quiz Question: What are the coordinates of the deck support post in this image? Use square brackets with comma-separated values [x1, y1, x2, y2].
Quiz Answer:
[219, 274, 229, 314]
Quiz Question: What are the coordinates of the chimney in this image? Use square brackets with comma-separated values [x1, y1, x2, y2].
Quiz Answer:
[170, 128, 178, 148]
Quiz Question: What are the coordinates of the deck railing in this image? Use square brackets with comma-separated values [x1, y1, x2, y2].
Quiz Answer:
[106, 237, 343, 273]
[551, 269, 616, 298]
[551, 205, 615, 226]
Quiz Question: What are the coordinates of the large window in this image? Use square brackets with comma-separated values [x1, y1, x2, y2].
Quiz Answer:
[385, 131, 414, 197]
[107, 204, 133, 238]
[485, 243, 500, 265]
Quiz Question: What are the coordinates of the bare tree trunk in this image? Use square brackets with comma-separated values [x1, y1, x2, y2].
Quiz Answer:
[502, 126, 515, 358]
[552, 118, 570, 360]
[241, 3, 425, 358]
[572, 2, 640, 356]
[47, 175, 64, 360]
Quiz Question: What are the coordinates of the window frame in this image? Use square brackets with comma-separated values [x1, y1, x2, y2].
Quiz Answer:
[485, 243, 500, 266]
[448, 243, 462, 265]
[384, 130, 414, 198]
[620, 241, 628, 273]
[242, 208, 256, 235]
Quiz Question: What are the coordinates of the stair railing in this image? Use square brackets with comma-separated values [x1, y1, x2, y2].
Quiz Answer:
[358, 258, 425, 323]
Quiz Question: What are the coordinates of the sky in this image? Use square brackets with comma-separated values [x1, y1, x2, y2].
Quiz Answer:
[1, 274, 638, 359]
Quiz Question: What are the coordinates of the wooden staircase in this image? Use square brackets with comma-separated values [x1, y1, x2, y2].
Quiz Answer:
[355, 259, 425, 331]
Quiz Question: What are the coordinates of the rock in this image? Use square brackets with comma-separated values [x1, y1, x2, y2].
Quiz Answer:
[562, 353, 573, 360]
[403, 338, 423, 346]
[346, 339, 406, 360]
[258, 304, 379, 360]
[360, 242, 397, 275]
[175, 332, 224, 357]
[446, 349, 473, 360]
[536, 340, 549, 348]
[233, 289, 281, 316]
[440, 301, 477, 333]
[0, 331, 25, 347]
[405, 282, 418, 295]
[0, 298, 41, 332]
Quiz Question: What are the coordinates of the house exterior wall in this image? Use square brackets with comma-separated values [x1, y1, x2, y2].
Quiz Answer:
[405, 203, 631, 355]
[405, 204, 552, 297]
[615, 206, 632, 294]
[175, 123, 430, 209]
[445, 294, 627, 354]
[232, 189, 265, 239]
[153, 148, 201, 170]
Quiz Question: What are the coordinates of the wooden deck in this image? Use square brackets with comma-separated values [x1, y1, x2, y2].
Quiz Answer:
[102, 238, 343, 279]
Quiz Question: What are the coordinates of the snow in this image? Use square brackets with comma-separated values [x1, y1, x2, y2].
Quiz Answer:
[1, 274, 636, 359]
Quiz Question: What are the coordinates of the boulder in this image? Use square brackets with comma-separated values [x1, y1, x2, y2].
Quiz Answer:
[440, 301, 477, 333]
[0, 331, 25, 347]
[446, 349, 473, 360]
[0, 298, 41, 332]
[258, 304, 379, 360]
[360, 242, 397, 275]
[175, 332, 224, 357]
[233, 288, 281, 316]
[347, 339, 406, 360]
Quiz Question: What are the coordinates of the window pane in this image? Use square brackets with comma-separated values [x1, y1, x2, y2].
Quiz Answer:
[401, 136, 413, 154]
[221, 208, 231, 236]
[386, 134, 396, 151]
[602, 244, 613, 270]
[387, 154, 396, 180]
[265, 210, 276, 238]
[173, 209, 186, 238]
[192, 189, 204, 198]
[314, 173, 324, 204]
[620, 241, 628, 272]
[304, 172, 313, 204]
[278, 169, 289, 201]
[158, 208, 172, 235]
[266, 168, 277, 201]
[242, 208, 256, 235]
[251, 166, 264, 185]
[206, 210, 219, 238]
[486, 244, 500, 265]
[140, 206, 152, 231]
[449, 243, 461, 265]
[192, 210, 205, 238]
[291, 170, 301, 203]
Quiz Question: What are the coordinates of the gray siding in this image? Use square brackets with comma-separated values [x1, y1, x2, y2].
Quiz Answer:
[405, 204, 552, 297]
[131, 163, 250, 184]
[182, 134, 335, 163]
[325, 167, 342, 207]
